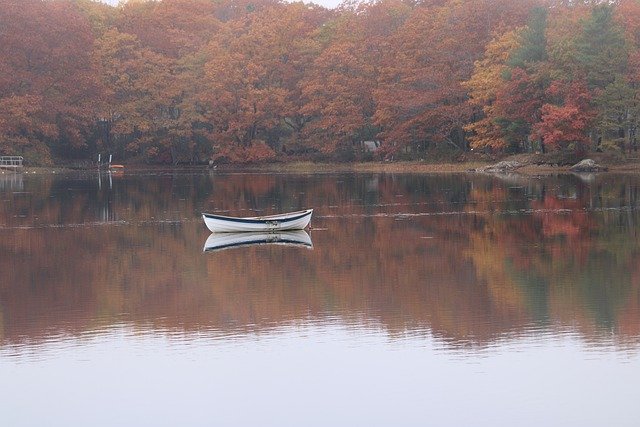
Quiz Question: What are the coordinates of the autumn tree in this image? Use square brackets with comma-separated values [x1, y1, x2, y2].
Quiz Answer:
[94, 28, 182, 162]
[3, 0, 640, 164]
[463, 30, 524, 151]
[0, 0, 101, 163]
[497, 6, 550, 153]
[199, 3, 329, 162]
[464, 3, 610, 155]
[460, 3, 547, 154]
[533, 80, 594, 152]
[118, 0, 222, 59]
[299, 0, 411, 157]
[375, 0, 536, 157]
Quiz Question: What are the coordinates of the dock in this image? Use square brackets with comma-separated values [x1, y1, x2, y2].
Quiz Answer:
[0, 156, 24, 170]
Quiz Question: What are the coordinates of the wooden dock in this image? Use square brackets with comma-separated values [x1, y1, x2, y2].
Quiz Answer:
[0, 156, 24, 169]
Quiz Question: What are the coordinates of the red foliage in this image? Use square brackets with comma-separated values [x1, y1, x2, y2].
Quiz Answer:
[495, 68, 546, 125]
[375, 0, 537, 153]
[2, 0, 640, 163]
[213, 140, 276, 164]
[533, 80, 594, 151]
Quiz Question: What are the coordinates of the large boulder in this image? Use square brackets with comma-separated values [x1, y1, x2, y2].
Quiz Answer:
[569, 159, 608, 172]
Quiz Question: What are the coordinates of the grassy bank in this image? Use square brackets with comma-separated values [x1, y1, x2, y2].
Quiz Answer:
[8, 152, 640, 175]
[251, 160, 490, 174]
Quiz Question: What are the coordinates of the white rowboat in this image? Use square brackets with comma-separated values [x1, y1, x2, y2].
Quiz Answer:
[202, 209, 313, 233]
[203, 230, 313, 252]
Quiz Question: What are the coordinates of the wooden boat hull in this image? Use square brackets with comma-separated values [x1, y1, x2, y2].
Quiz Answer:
[202, 209, 313, 233]
[203, 230, 313, 252]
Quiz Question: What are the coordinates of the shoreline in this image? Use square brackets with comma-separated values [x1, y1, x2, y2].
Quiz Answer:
[255, 161, 640, 175]
[5, 157, 640, 176]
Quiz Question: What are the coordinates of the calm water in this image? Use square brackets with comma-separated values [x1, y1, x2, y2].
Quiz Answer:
[1, 169, 639, 426]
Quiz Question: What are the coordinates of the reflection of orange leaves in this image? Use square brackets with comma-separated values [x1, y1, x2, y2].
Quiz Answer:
[617, 304, 640, 339]
[467, 232, 527, 312]
[532, 196, 590, 239]
[616, 268, 640, 340]
[540, 213, 581, 238]
[3, 169, 640, 348]
[465, 185, 508, 213]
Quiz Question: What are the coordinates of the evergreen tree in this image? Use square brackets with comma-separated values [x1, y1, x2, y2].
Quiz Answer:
[508, 6, 548, 69]
[576, 5, 628, 90]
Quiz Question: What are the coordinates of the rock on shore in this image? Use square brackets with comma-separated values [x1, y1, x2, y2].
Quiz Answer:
[474, 160, 522, 173]
[569, 159, 608, 172]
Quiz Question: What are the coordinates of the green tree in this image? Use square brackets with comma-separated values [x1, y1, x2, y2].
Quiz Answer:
[484, 6, 550, 153]
[507, 6, 548, 69]
[576, 4, 628, 90]
[593, 77, 638, 151]
[575, 5, 631, 149]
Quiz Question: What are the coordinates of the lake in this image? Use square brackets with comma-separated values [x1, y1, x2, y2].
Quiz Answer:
[1, 169, 639, 426]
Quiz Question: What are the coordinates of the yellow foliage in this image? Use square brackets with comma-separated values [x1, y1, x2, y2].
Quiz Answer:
[463, 29, 522, 150]
[464, 29, 523, 105]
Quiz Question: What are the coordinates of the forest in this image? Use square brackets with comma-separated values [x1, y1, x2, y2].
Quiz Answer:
[1, 0, 639, 165]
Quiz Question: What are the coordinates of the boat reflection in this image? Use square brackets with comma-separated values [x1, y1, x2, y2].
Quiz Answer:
[203, 230, 313, 252]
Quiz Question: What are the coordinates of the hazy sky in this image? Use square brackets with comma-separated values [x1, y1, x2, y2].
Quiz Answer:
[101, 0, 342, 9]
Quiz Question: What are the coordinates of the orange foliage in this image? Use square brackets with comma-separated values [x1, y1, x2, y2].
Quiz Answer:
[2, 0, 640, 163]
[464, 30, 523, 150]
[533, 80, 595, 151]
[375, 0, 536, 153]
[0, 0, 100, 161]
[300, 0, 411, 152]
[201, 3, 329, 158]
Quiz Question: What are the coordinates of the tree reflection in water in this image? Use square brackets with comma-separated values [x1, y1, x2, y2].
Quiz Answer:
[0, 171, 639, 350]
